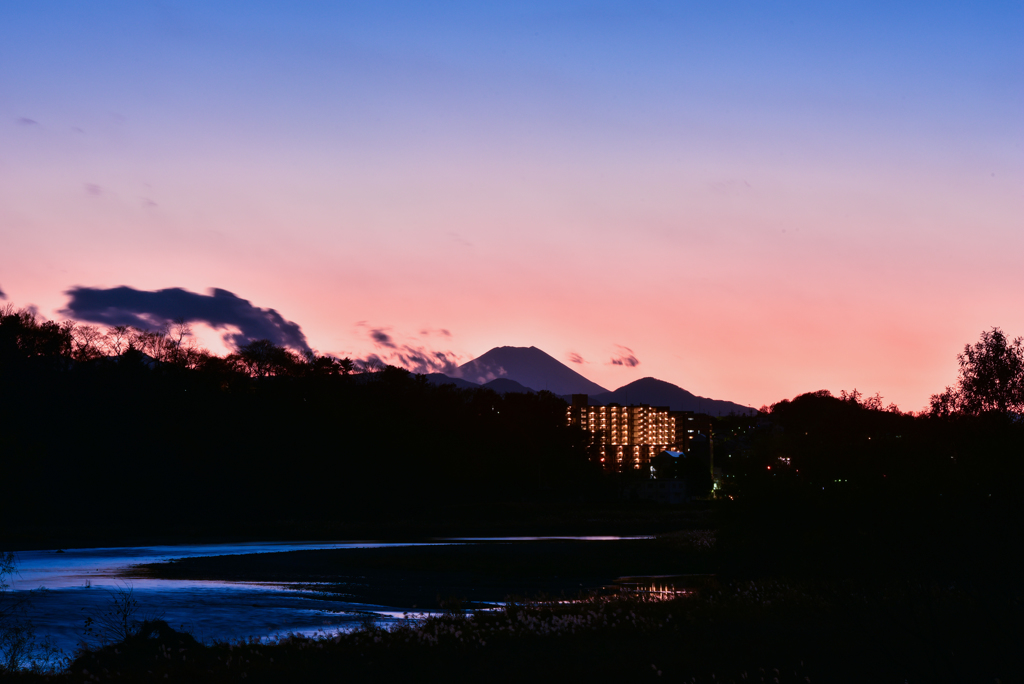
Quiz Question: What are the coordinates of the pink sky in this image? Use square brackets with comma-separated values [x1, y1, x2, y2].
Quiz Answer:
[2, 3, 1021, 412]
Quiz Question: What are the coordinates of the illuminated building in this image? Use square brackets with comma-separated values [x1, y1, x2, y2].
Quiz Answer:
[568, 394, 676, 470]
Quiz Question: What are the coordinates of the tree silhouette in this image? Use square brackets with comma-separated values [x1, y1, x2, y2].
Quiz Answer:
[104, 325, 132, 356]
[231, 339, 297, 377]
[0, 305, 71, 364]
[931, 327, 1024, 416]
[67, 322, 105, 361]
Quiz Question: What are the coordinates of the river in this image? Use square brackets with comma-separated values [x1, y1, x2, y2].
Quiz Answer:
[4, 537, 640, 658]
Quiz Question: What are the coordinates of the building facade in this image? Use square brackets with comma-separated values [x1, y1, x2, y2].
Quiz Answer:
[568, 394, 676, 471]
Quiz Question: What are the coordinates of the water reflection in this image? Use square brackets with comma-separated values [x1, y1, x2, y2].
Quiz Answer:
[8, 537, 634, 654]
[448, 536, 651, 542]
[22, 583, 382, 654]
[9, 541, 447, 591]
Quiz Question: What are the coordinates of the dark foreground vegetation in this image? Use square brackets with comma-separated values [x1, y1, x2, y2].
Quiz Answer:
[3, 546, 1021, 683]
[2, 308, 1023, 681]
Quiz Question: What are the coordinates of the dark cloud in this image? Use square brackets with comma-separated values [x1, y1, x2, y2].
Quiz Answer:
[84, 183, 102, 196]
[355, 353, 387, 373]
[0, 285, 6, 300]
[16, 117, 38, 126]
[568, 352, 585, 364]
[393, 348, 460, 375]
[419, 327, 452, 338]
[356, 347, 461, 375]
[62, 286, 310, 353]
[359, 325, 461, 375]
[370, 328, 396, 348]
[142, 198, 158, 208]
[609, 345, 640, 368]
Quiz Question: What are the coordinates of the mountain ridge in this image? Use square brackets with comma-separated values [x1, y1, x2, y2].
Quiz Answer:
[427, 346, 753, 415]
[588, 376, 753, 415]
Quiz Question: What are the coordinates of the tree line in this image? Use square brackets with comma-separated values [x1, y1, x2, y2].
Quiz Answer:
[2, 303, 1022, 542]
[705, 327, 1024, 585]
[0, 303, 359, 377]
[0, 305, 595, 542]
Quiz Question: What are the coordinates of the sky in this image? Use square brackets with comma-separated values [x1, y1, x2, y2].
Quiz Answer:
[1, 1, 1021, 411]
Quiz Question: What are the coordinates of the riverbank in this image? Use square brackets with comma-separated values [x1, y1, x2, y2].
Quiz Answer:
[9, 574, 1021, 684]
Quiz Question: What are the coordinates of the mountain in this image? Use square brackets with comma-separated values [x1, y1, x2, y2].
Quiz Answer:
[588, 377, 755, 416]
[424, 374, 536, 395]
[422, 373, 481, 390]
[429, 348, 753, 415]
[482, 378, 536, 394]
[451, 346, 608, 396]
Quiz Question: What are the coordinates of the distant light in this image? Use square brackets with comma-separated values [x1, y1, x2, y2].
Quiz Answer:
[767, 466, 771, 470]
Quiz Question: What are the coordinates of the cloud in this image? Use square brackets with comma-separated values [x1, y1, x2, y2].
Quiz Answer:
[0, 285, 6, 300]
[568, 352, 585, 364]
[609, 345, 640, 367]
[419, 327, 452, 337]
[16, 117, 38, 126]
[470, 366, 506, 384]
[446, 231, 473, 247]
[358, 325, 463, 374]
[369, 328, 396, 348]
[84, 183, 102, 196]
[708, 179, 753, 195]
[357, 347, 462, 375]
[62, 286, 310, 353]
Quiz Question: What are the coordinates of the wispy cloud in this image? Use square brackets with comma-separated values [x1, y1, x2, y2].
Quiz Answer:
[446, 231, 473, 247]
[369, 327, 396, 348]
[449, 362, 506, 384]
[609, 345, 640, 367]
[84, 183, 102, 196]
[568, 352, 586, 364]
[63, 285, 310, 353]
[358, 324, 463, 374]
[708, 178, 753, 195]
[16, 117, 38, 126]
